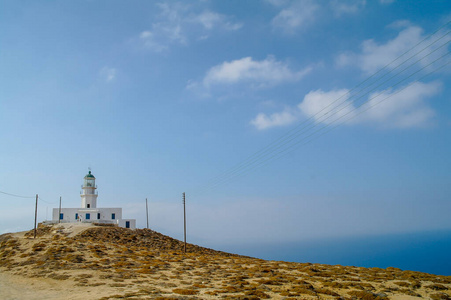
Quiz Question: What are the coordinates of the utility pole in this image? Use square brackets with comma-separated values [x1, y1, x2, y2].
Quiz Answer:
[183, 192, 186, 253]
[58, 196, 62, 223]
[146, 198, 149, 229]
[34, 194, 38, 239]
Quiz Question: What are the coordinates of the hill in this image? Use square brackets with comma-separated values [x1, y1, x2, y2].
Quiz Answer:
[0, 223, 450, 300]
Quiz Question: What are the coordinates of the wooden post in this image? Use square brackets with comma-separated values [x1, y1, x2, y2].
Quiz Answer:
[183, 192, 186, 253]
[58, 196, 62, 223]
[146, 198, 149, 229]
[34, 194, 38, 239]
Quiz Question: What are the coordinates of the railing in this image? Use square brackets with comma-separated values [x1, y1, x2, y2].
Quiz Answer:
[80, 190, 98, 195]
[81, 185, 97, 189]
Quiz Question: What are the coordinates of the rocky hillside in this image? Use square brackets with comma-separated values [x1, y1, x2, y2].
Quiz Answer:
[1, 223, 450, 300]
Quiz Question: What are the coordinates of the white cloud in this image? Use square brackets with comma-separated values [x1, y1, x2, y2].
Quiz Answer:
[335, 52, 354, 68]
[250, 109, 298, 130]
[251, 81, 441, 130]
[270, 0, 366, 33]
[202, 56, 312, 87]
[187, 56, 312, 100]
[298, 88, 356, 124]
[271, 0, 320, 33]
[136, 3, 242, 52]
[357, 81, 441, 128]
[138, 3, 187, 52]
[360, 26, 423, 74]
[387, 19, 412, 29]
[139, 31, 168, 52]
[265, 0, 290, 6]
[194, 11, 222, 29]
[336, 24, 450, 74]
[330, 0, 366, 17]
[99, 67, 117, 82]
[140, 31, 151, 39]
[192, 10, 243, 31]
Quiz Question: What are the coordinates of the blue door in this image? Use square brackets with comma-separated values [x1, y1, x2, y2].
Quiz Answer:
[59, 213, 64, 220]
[112, 213, 116, 220]
[86, 213, 90, 220]
[126, 221, 130, 228]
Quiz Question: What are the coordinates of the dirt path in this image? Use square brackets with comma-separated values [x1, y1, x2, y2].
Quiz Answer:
[0, 272, 64, 300]
[0, 272, 113, 300]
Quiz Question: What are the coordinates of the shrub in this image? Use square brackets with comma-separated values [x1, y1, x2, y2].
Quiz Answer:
[32, 242, 47, 252]
[348, 290, 388, 300]
[291, 287, 316, 296]
[316, 287, 339, 296]
[48, 273, 69, 280]
[430, 293, 451, 300]
[172, 288, 198, 295]
[204, 291, 218, 296]
[426, 284, 448, 291]
[244, 290, 271, 299]
[393, 281, 410, 287]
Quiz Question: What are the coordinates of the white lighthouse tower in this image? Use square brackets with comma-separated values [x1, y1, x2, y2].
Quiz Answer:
[81, 170, 98, 209]
[50, 169, 136, 229]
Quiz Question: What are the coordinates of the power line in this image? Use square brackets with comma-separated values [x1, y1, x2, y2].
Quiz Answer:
[222, 53, 451, 185]
[199, 50, 450, 194]
[207, 53, 451, 195]
[191, 29, 450, 196]
[0, 190, 35, 199]
[250, 39, 451, 160]
[195, 23, 451, 193]
[192, 21, 451, 195]
[190, 23, 450, 196]
[192, 29, 450, 195]
[38, 196, 58, 205]
[0, 189, 59, 205]
[196, 55, 450, 195]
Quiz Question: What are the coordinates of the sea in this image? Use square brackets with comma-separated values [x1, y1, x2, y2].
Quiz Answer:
[214, 230, 451, 276]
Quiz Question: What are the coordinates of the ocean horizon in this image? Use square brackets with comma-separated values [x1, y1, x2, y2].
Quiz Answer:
[213, 230, 451, 276]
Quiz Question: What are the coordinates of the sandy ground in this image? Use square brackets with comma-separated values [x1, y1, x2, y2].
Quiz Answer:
[1, 223, 450, 300]
[0, 272, 80, 300]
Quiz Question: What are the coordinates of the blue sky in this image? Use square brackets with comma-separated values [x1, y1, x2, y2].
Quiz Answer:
[0, 1, 450, 249]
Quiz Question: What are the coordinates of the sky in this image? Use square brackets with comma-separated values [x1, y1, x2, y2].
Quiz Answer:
[0, 1, 450, 251]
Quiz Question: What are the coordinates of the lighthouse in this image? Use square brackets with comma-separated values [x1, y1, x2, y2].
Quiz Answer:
[49, 169, 136, 229]
[81, 170, 98, 209]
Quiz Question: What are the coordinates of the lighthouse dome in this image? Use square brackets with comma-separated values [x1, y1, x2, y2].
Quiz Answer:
[84, 171, 95, 179]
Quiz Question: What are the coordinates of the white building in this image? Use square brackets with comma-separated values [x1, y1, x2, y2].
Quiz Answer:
[51, 171, 136, 229]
